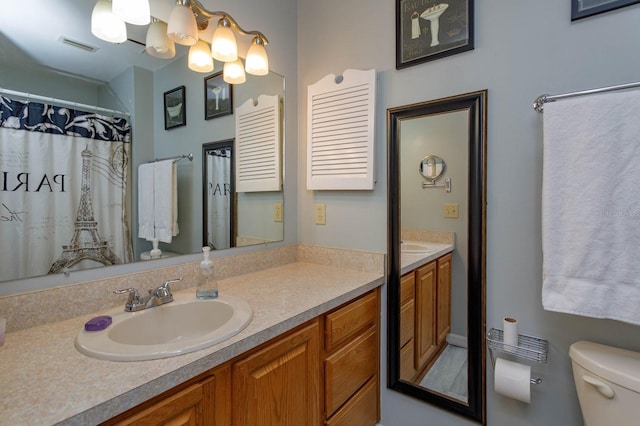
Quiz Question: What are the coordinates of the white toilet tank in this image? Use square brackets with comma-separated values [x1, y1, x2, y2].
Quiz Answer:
[569, 341, 640, 426]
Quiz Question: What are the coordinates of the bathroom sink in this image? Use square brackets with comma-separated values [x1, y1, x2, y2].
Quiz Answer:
[401, 240, 437, 254]
[75, 293, 253, 361]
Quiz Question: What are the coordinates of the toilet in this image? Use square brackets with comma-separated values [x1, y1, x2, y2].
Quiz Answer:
[569, 341, 640, 426]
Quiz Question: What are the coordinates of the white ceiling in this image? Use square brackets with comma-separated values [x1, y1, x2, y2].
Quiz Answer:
[0, 0, 189, 83]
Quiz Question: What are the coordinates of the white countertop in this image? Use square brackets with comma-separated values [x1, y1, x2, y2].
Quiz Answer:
[0, 262, 383, 425]
[401, 242, 455, 274]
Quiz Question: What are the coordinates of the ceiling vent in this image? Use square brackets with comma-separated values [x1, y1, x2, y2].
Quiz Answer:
[58, 36, 99, 53]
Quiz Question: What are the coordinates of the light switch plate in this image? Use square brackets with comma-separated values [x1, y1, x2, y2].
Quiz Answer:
[273, 202, 283, 222]
[315, 203, 326, 225]
[443, 203, 459, 218]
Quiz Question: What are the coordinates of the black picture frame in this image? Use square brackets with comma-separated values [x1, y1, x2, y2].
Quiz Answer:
[396, 0, 474, 70]
[164, 86, 186, 130]
[571, 0, 640, 20]
[204, 72, 233, 120]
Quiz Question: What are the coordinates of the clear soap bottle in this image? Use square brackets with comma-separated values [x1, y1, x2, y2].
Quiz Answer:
[196, 246, 218, 299]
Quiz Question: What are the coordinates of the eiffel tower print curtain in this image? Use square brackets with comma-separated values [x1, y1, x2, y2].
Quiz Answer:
[0, 96, 133, 282]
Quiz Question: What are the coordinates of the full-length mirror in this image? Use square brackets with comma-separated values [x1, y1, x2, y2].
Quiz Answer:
[0, 0, 285, 287]
[387, 90, 487, 423]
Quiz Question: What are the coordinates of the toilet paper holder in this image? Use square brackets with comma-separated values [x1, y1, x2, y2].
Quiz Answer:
[487, 328, 548, 384]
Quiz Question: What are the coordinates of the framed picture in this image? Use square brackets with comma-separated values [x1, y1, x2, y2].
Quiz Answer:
[571, 0, 640, 20]
[396, 0, 474, 69]
[164, 86, 186, 130]
[204, 72, 233, 120]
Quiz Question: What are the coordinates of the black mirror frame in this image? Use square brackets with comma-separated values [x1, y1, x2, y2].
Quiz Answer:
[386, 90, 487, 423]
[202, 139, 236, 249]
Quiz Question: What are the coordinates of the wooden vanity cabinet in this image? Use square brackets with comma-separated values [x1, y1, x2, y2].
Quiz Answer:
[102, 289, 380, 426]
[400, 253, 452, 381]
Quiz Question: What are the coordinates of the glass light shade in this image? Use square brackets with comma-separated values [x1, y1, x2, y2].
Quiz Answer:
[223, 59, 246, 84]
[146, 21, 175, 59]
[167, 4, 198, 46]
[211, 22, 237, 62]
[91, 0, 127, 44]
[188, 40, 214, 73]
[112, 0, 150, 26]
[245, 38, 269, 76]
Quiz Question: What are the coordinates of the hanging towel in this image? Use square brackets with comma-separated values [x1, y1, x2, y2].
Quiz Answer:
[153, 159, 179, 243]
[137, 162, 155, 240]
[542, 89, 640, 325]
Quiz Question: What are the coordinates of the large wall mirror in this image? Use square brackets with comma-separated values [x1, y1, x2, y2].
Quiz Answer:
[387, 90, 487, 423]
[0, 0, 285, 291]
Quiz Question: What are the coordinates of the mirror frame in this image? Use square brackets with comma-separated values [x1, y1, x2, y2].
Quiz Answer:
[202, 139, 236, 249]
[387, 90, 487, 423]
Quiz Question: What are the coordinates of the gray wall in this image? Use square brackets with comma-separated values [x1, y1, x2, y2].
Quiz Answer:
[297, 0, 640, 425]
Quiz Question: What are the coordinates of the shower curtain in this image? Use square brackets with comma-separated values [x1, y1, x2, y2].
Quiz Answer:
[0, 96, 133, 282]
[207, 149, 231, 250]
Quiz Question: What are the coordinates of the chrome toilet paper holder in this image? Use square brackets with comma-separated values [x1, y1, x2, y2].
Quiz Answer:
[487, 328, 548, 384]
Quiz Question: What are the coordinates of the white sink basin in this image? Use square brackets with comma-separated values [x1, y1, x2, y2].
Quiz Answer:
[75, 293, 252, 361]
[401, 240, 437, 254]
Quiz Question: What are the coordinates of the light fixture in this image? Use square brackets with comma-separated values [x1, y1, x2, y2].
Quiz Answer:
[188, 40, 214, 73]
[146, 19, 176, 59]
[89, 0, 271, 84]
[211, 17, 237, 62]
[223, 59, 246, 84]
[167, 0, 198, 46]
[112, 0, 150, 26]
[245, 36, 269, 76]
[91, 0, 127, 44]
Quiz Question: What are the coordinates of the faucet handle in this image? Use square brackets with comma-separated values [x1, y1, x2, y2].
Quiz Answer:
[114, 288, 143, 311]
[153, 277, 182, 303]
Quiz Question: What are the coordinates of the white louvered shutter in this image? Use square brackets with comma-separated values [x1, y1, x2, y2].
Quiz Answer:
[307, 69, 376, 190]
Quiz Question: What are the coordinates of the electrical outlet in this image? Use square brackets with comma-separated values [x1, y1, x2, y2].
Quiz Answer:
[443, 203, 459, 218]
[273, 202, 283, 222]
[315, 203, 326, 225]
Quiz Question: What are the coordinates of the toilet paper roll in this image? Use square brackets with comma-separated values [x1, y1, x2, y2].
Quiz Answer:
[503, 317, 518, 353]
[494, 358, 531, 403]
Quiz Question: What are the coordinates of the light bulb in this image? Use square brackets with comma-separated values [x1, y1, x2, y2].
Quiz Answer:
[245, 36, 269, 76]
[211, 18, 238, 62]
[91, 0, 127, 44]
[146, 20, 176, 59]
[167, 3, 198, 46]
[189, 40, 214, 73]
[224, 59, 246, 84]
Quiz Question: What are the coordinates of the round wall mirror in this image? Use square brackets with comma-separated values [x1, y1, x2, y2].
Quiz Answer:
[419, 155, 446, 181]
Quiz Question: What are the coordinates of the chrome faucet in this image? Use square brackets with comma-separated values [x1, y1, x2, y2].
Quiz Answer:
[114, 277, 183, 312]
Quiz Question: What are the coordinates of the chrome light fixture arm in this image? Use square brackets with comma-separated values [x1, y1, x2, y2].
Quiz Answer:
[189, 0, 269, 44]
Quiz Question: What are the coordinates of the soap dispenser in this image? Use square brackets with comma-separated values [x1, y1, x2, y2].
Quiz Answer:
[196, 246, 218, 299]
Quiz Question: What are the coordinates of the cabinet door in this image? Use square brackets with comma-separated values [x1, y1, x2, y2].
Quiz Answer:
[436, 253, 452, 346]
[232, 321, 321, 426]
[108, 376, 215, 426]
[415, 261, 437, 370]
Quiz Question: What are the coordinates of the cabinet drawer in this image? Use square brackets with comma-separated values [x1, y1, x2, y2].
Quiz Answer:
[324, 326, 376, 417]
[399, 298, 414, 347]
[324, 291, 377, 352]
[400, 272, 415, 304]
[326, 376, 378, 426]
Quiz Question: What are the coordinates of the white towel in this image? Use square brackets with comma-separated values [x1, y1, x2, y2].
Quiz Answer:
[153, 160, 179, 243]
[542, 89, 640, 325]
[137, 162, 155, 240]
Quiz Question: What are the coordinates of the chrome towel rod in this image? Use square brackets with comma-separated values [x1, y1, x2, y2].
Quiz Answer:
[148, 153, 193, 163]
[533, 81, 640, 113]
